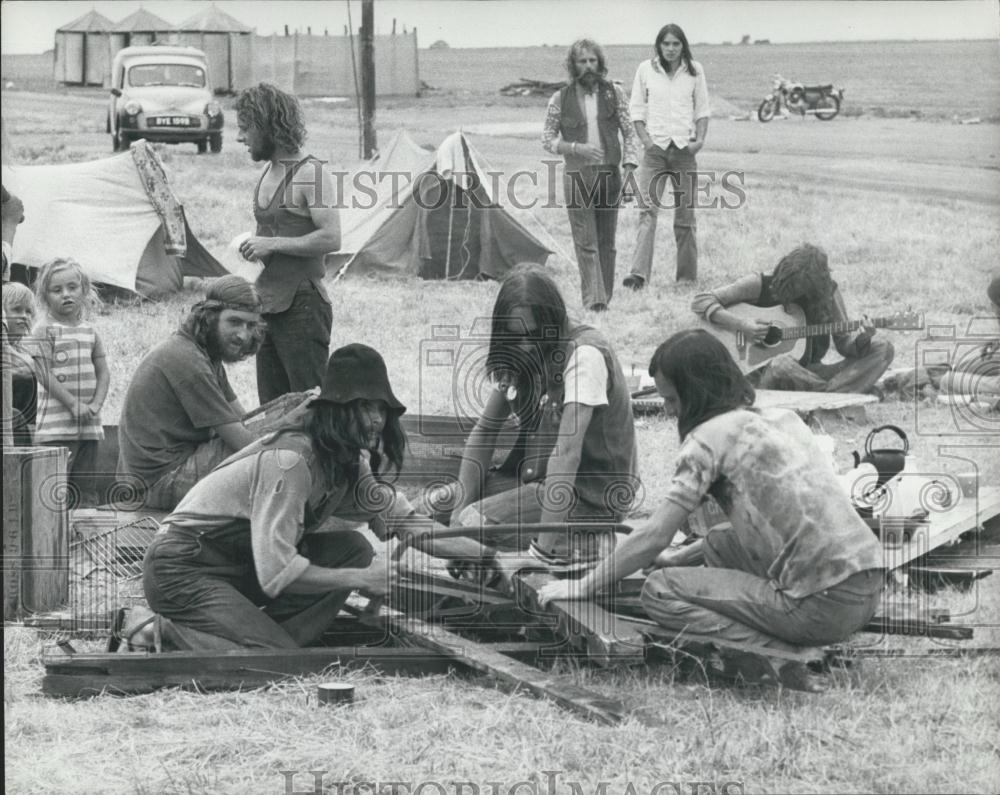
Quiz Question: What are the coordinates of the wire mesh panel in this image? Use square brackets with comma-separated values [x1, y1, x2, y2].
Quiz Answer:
[69, 515, 160, 633]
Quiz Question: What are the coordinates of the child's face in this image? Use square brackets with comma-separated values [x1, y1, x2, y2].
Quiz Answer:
[4, 302, 33, 338]
[45, 268, 84, 320]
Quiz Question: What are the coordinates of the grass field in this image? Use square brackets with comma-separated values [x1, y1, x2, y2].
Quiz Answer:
[3, 38, 1000, 794]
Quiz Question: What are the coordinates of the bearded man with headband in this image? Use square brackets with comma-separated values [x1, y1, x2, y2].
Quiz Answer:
[117, 275, 264, 510]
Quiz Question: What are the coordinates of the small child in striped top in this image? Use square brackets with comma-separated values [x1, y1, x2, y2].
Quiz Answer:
[32, 258, 109, 508]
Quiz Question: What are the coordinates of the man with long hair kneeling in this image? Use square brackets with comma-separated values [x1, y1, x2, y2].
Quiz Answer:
[539, 330, 886, 686]
[119, 344, 489, 651]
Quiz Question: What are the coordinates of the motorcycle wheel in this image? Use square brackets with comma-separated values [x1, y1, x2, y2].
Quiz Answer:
[815, 95, 840, 121]
[757, 98, 777, 123]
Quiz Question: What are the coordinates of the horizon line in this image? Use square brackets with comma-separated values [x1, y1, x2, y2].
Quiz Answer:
[2, 35, 998, 57]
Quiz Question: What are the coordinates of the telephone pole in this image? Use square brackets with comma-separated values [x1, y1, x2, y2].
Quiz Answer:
[361, 0, 377, 158]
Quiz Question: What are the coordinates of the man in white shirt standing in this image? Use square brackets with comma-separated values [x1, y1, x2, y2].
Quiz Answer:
[624, 24, 710, 288]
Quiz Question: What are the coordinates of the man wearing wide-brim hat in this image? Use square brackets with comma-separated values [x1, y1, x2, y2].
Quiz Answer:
[119, 344, 491, 652]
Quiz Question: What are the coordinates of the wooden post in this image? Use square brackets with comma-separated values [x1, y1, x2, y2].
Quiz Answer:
[284, 24, 289, 36]
[3, 447, 69, 619]
[361, 0, 377, 159]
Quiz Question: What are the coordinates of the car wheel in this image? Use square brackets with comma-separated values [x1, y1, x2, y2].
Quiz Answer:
[209, 134, 222, 154]
[197, 139, 208, 154]
[116, 130, 130, 152]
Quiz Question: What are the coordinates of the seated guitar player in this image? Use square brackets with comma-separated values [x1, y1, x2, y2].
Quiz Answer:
[691, 244, 894, 394]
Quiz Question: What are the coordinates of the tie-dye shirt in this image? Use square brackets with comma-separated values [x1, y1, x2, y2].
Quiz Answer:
[663, 407, 884, 598]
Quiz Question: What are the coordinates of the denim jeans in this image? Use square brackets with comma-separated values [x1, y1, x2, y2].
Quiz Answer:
[753, 337, 895, 394]
[563, 165, 622, 309]
[256, 279, 332, 404]
[142, 436, 232, 512]
[143, 525, 375, 650]
[629, 142, 698, 283]
[640, 527, 884, 652]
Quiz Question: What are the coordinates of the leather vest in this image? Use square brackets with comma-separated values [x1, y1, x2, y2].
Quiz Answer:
[558, 81, 623, 166]
[499, 324, 638, 518]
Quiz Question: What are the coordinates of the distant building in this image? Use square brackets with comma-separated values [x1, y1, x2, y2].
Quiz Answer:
[176, 4, 254, 93]
[429, 40, 449, 50]
[53, 9, 114, 86]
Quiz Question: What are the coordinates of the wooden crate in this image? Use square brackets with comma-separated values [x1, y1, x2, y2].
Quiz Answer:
[3, 446, 69, 619]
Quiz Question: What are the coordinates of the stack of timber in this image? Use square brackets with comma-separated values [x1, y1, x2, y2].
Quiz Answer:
[500, 78, 567, 97]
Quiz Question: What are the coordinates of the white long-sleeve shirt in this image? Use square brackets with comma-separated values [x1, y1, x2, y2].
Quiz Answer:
[629, 58, 711, 148]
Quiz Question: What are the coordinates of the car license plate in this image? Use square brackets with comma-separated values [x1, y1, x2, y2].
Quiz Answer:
[153, 116, 190, 126]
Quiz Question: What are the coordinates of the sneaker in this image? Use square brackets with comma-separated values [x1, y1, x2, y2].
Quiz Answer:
[622, 274, 645, 291]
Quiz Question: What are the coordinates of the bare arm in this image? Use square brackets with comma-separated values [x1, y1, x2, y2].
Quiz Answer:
[88, 333, 110, 415]
[214, 420, 255, 452]
[453, 387, 511, 517]
[534, 401, 593, 552]
[538, 498, 691, 604]
[691, 273, 766, 337]
[240, 164, 341, 260]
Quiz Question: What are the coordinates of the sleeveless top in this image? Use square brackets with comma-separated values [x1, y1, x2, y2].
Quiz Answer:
[252, 156, 330, 314]
[32, 321, 104, 442]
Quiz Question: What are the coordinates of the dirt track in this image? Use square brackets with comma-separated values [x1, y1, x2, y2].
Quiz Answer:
[462, 114, 1000, 205]
[3, 89, 998, 205]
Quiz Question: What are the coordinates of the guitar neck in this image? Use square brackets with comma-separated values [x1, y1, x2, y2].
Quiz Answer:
[782, 317, 891, 341]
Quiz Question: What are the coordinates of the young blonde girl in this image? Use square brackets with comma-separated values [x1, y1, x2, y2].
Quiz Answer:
[32, 258, 109, 507]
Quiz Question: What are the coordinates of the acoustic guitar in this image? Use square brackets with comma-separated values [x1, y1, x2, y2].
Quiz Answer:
[700, 303, 924, 372]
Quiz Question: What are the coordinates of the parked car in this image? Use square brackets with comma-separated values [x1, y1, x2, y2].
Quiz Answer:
[107, 46, 224, 154]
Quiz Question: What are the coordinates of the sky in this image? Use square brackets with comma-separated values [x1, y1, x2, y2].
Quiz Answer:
[1, 0, 998, 54]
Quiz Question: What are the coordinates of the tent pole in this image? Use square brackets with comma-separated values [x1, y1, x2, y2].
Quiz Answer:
[445, 188, 454, 279]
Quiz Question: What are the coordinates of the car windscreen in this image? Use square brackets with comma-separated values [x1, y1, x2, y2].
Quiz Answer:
[128, 63, 206, 88]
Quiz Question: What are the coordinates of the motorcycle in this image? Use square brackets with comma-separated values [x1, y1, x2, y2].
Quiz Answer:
[757, 74, 844, 122]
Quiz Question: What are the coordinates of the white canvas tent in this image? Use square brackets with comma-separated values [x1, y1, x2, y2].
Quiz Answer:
[4, 141, 228, 297]
[331, 130, 551, 279]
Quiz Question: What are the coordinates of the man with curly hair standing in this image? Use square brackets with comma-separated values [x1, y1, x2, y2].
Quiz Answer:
[235, 83, 340, 404]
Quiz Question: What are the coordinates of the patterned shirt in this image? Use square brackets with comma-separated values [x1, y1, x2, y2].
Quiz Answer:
[663, 407, 884, 598]
[31, 320, 104, 442]
[542, 81, 640, 168]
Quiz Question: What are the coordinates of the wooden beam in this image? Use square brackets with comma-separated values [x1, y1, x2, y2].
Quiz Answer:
[861, 615, 974, 640]
[353, 603, 633, 725]
[41, 645, 458, 698]
[514, 571, 646, 667]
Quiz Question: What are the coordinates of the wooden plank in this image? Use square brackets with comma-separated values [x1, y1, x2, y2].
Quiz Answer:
[2, 449, 25, 620]
[880, 487, 1000, 570]
[634, 388, 876, 420]
[3, 447, 70, 617]
[356, 603, 632, 725]
[514, 571, 646, 667]
[861, 615, 974, 640]
[41, 645, 461, 698]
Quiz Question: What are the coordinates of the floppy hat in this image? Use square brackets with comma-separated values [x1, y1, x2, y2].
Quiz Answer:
[310, 344, 406, 414]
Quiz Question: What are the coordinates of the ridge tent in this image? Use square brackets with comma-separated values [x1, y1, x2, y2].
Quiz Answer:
[331, 130, 551, 280]
[4, 140, 229, 297]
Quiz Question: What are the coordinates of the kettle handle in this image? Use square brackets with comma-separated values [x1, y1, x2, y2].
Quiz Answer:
[864, 424, 909, 457]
